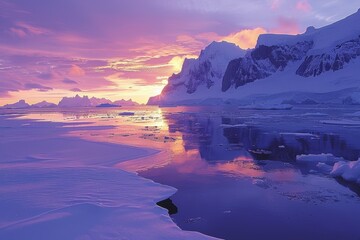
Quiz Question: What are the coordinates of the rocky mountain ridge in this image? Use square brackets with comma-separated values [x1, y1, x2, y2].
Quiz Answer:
[148, 9, 360, 106]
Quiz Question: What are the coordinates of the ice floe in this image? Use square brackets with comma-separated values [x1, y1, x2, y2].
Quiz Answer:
[296, 153, 344, 163]
[331, 159, 360, 184]
[320, 119, 360, 126]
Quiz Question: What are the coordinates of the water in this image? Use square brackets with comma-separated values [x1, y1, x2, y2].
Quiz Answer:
[10, 105, 360, 240]
[138, 106, 360, 240]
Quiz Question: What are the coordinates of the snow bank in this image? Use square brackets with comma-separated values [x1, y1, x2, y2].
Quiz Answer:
[0, 115, 215, 240]
[330, 159, 360, 184]
[320, 119, 360, 126]
[296, 153, 344, 163]
[297, 153, 360, 185]
[258, 9, 360, 51]
[316, 162, 333, 173]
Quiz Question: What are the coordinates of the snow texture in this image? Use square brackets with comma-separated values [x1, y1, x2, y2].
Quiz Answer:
[148, 41, 246, 105]
[149, 10, 360, 107]
[331, 159, 360, 184]
[0, 115, 214, 240]
[296, 153, 344, 163]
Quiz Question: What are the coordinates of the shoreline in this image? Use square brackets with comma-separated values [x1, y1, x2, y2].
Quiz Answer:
[0, 112, 216, 240]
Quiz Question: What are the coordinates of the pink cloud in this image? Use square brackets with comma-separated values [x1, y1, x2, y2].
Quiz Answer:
[55, 34, 91, 44]
[296, 0, 312, 12]
[8, 22, 50, 39]
[270, 0, 282, 10]
[195, 32, 221, 42]
[10, 27, 27, 38]
[15, 22, 50, 36]
[69, 65, 85, 77]
[176, 34, 198, 44]
[70, 88, 82, 92]
[2, 0, 355, 106]
[271, 17, 301, 34]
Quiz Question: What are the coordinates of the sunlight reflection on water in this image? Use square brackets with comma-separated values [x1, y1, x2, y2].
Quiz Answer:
[10, 105, 360, 240]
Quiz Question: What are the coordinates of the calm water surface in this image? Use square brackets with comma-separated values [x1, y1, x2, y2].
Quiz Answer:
[13, 105, 360, 240]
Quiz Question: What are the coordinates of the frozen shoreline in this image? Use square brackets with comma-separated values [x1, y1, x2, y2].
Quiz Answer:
[0, 114, 215, 240]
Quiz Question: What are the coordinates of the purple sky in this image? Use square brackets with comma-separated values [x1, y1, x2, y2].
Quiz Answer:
[0, 0, 358, 104]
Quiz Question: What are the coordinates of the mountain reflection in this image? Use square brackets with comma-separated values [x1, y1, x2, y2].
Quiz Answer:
[164, 112, 360, 164]
[18, 107, 360, 178]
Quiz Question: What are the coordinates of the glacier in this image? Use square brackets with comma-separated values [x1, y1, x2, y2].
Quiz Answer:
[149, 9, 360, 106]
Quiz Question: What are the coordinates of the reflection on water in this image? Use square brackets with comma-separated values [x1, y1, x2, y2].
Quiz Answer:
[141, 107, 360, 240]
[14, 106, 360, 180]
[166, 112, 360, 163]
[11, 106, 360, 240]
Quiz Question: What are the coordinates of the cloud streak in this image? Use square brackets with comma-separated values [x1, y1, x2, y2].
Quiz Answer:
[0, 0, 358, 105]
[296, 0, 312, 12]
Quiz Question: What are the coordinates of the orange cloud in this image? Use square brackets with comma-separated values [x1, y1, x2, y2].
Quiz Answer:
[194, 28, 267, 50]
[168, 55, 197, 73]
[69, 65, 85, 76]
[296, 0, 312, 12]
[222, 28, 268, 49]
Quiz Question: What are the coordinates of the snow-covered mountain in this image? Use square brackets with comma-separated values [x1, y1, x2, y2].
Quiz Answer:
[58, 95, 93, 107]
[222, 41, 313, 91]
[148, 41, 246, 105]
[2, 100, 57, 109]
[31, 101, 57, 108]
[58, 95, 139, 107]
[113, 99, 139, 106]
[149, 9, 360, 106]
[88, 97, 113, 107]
[0, 96, 140, 109]
[2, 100, 30, 109]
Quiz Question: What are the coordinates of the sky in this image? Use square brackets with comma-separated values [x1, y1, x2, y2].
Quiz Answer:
[0, 0, 359, 105]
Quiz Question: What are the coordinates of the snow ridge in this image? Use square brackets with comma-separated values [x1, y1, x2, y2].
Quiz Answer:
[148, 9, 360, 106]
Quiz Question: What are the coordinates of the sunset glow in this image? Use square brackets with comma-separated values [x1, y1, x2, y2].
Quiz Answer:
[0, 0, 357, 105]
[2, 2, 360, 239]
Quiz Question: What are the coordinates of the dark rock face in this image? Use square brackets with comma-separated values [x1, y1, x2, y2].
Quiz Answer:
[222, 58, 270, 91]
[251, 44, 311, 69]
[185, 60, 214, 94]
[296, 36, 360, 77]
[222, 41, 313, 91]
[222, 36, 360, 91]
